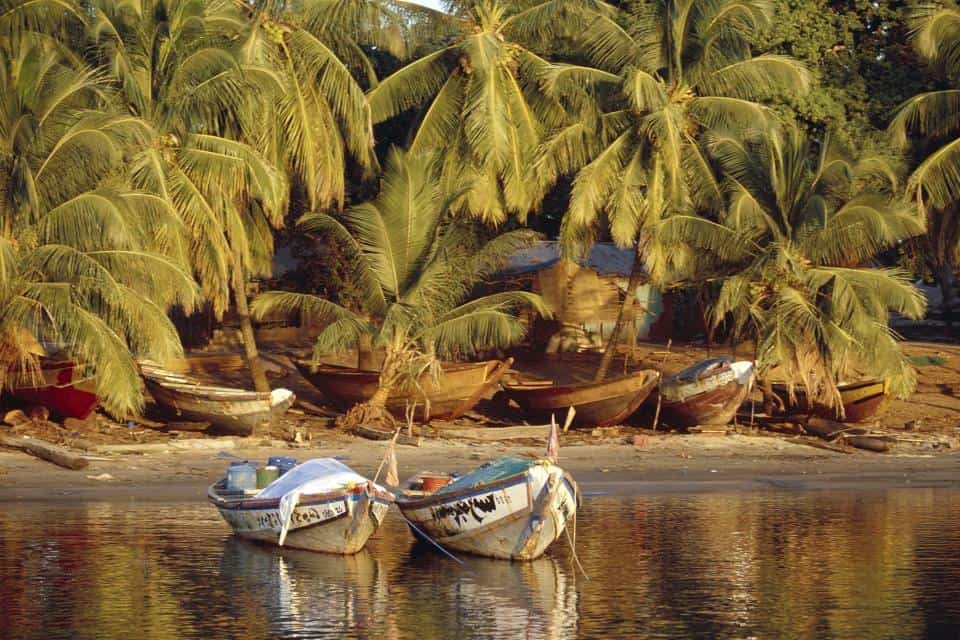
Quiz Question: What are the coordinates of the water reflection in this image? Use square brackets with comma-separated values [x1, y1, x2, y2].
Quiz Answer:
[0, 490, 959, 639]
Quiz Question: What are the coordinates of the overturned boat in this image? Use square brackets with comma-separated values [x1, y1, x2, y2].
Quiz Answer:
[502, 370, 660, 427]
[295, 358, 511, 420]
[658, 358, 755, 428]
[209, 458, 394, 554]
[140, 362, 294, 436]
[395, 456, 578, 560]
[766, 378, 889, 423]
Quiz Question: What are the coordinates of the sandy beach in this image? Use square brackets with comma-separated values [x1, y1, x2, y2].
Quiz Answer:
[1, 430, 957, 503]
[3, 338, 960, 502]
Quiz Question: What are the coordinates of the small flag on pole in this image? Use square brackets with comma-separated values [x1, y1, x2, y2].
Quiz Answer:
[546, 414, 560, 464]
[384, 441, 399, 487]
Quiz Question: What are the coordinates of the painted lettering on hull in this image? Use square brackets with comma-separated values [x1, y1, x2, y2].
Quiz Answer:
[429, 493, 498, 525]
[219, 500, 347, 533]
[411, 482, 530, 537]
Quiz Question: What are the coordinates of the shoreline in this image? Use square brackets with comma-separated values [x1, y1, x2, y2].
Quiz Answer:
[1, 433, 957, 502]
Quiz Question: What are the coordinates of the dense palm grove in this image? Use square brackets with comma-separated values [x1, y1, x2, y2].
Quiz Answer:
[2, 0, 957, 417]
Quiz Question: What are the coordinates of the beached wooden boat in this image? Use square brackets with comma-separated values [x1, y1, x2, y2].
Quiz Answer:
[502, 370, 660, 427]
[658, 358, 755, 428]
[9, 359, 99, 419]
[209, 458, 394, 554]
[767, 378, 890, 422]
[396, 456, 578, 560]
[140, 362, 294, 436]
[294, 358, 512, 420]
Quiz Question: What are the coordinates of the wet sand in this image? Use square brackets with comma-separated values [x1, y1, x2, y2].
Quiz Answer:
[1, 433, 957, 502]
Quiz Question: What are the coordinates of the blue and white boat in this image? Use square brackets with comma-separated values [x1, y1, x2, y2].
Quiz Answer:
[395, 457, 579, 560]
[208, 458, 394, 554]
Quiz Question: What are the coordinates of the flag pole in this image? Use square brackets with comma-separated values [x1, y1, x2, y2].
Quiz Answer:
[373, 425, 402, 485]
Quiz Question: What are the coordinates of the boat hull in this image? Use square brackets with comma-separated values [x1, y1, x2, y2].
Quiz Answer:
[209, 483, 392, 554]
[397, 462, 578, 561]
[141, 363, 294, 436]
[295, 359, 512, 420]
[503, 370, 659, 427]
[10, 360, 98, 419]
[769, 379, 889, 423]
[659, 360, 755, 428]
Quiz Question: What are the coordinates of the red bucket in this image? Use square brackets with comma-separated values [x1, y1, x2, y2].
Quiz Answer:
[420, 474, 451, 493]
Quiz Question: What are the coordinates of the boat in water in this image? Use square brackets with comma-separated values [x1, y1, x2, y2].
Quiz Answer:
[395, 456, 578, 560]
[9, 359, 99, 419]
[140, 362, 294, 436]
[766, 378, 889, 422]
[658, 358, 755, 428]
[209, 458, 394, 554]
[502, 370, 660, 427]
[294, 358, 512, 420]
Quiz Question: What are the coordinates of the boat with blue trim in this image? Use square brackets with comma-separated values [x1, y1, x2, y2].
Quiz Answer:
[208, 458, 394, 554]
[395, 456, 579, 560]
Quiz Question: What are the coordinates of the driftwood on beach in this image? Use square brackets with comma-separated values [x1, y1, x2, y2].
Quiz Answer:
[0, 433, 89, 470]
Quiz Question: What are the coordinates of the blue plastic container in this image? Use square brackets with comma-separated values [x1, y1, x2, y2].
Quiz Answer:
[226, 461, 258, 492]
[267, 456, 297, 475]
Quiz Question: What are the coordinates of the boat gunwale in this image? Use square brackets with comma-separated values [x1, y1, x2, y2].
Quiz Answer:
[502, 370, 659, 399]
[208, 481, 395, 510]
[395, 469, 534, 509]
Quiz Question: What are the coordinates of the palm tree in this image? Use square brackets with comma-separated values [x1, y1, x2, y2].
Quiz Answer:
[86, 0, 288, 392]
[679, 124, 925, 411]
[889, 1, 960, 326]
[252, 149, 548, 426]
[0, 39, 198, 416]
[236, 0, 393, 211]
[366, 0, 604, 224]
[537, 0, 810, 381]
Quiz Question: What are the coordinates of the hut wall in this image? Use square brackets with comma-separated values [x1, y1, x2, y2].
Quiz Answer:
[533, 259, 665, 341]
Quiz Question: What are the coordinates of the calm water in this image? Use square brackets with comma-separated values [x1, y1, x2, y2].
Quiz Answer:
[1, 489, 959, 639]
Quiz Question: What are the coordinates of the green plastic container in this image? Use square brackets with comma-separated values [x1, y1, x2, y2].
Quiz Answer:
[256, 465, 280, 489]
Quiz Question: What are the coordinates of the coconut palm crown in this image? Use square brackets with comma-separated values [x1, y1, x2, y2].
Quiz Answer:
[890, 1, 960, 212]
[0, 39, 198, 415]
[676, 124, 925, 411]
[367, 0, 609, 224]
[252, 148, 549, 419]
[532, 0, 810, 381]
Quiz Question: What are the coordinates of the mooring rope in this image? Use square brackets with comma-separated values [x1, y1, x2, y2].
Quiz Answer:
[398, 511, 466, 567]
[564, 487, 589, 580]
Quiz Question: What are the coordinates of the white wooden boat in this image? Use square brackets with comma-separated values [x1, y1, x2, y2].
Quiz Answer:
[658, 358, 755, 428]
[140, 361, 294, 435]
[395, 457, 578, 560]
[208, 458, 394, 554]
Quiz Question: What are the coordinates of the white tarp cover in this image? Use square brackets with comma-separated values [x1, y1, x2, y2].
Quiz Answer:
[256, 458, 374, 499]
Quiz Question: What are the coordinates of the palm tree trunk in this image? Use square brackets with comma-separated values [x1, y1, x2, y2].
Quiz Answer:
[231, 247, 270, 393]
[594, 248, 644, 383]
[358, 333, 377, 370]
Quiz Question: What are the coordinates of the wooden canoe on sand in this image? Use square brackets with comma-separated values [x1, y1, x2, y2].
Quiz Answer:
[767, 379, 890, 423]
[658, 358, 755, 428]
[502, 370, 660, 427]
[9, 359, 99, 419]
[294, 359, 512, 421]
[140, 362, 295, 436]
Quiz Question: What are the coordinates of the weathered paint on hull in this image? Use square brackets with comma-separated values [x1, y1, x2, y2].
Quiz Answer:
[659, 361, 755, 428]
[145, 379, 294, 436]
[660, 380, 751, 427]
[296, 359, 512, 420]
[210, 485, 392, 554]
[504, 370, 659, 427]
[397, 465, 578, 560]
